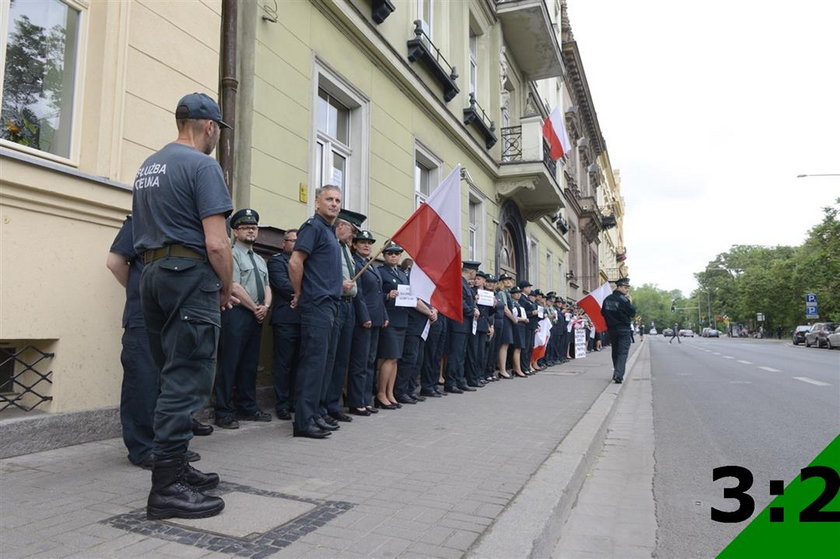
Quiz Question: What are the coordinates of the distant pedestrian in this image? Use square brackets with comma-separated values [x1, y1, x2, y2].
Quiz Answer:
[600, 278, 636, 384]
[669, 323, 681, 344]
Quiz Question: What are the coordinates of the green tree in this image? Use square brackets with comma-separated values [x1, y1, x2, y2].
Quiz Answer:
[631, 284, 683, 333]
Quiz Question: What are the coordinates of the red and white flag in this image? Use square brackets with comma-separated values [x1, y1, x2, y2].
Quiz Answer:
[576, 282, 613, 333]
[391, 166, 463, 322]
[542, 106, 571, 161]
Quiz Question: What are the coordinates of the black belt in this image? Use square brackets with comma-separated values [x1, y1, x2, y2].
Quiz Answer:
[143, 244, 205, 264]
[341, 296, 353, 302]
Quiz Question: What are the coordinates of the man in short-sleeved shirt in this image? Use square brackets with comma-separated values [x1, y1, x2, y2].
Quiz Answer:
[132, 92, 234, 520]
[288, 185, 343, 438]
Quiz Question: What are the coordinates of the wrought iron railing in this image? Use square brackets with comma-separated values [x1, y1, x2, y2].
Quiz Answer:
[406, 20, 459, 102]
[0, 345, 54, 412]
[500, 125, 522, 162]
[463, 93, 497, 149]
[542, 140, 556, 177]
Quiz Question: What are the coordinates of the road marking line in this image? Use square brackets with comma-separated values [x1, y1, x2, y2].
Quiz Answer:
[730, 380, 752, 384]
[713, 352, 721, 355]
[737, 360, 753, 364]
[722, 356, 735, 359]
[793, 377, 831, 386]
[759, 366, 781, 372]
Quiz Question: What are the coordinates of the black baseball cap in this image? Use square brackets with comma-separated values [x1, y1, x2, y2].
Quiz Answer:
[175, 93, 231, 129]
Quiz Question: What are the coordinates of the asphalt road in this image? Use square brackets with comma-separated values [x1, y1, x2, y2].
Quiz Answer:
[648, 335, 839, 558]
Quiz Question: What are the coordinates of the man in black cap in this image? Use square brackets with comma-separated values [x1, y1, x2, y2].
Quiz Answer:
[467, 271, 494, 387]
[268, 228, 299, 421]
[132, 92, 233, 519]
[318, 208, 365, 428]
[289, 185, 343, 438]
[214, 209, 272, 429]
[601, 278, 636, 383]
[444, 261, 481, 393]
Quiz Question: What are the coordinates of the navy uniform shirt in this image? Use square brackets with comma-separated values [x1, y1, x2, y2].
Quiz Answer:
[132, 142, 232, 256]
[268, 252, 300, 325]
[473, 285, 493, 333]
[354, 253, 388, 327]
[601, 291, 637, 331]
[109, 216, 144, 328]
[380, 264, 409, 328]
[449, 277, 476, 334]
[294, 214, 342, 307]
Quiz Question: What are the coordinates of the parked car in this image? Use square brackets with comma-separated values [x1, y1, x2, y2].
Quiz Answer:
[662, 328, 674, 337]
[702, 328, 720, 338]
[827, 326, 840, 349]
[679, 329, 695, 337]
[650, 328, 658, 335]
[792, 325, 811, 345]
[805, 322, 839, 348]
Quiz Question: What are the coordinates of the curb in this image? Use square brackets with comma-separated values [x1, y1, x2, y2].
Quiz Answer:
[466, 340, 646, 559]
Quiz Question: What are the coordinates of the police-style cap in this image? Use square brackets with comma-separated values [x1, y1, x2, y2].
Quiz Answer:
[354, 229, 376, 243]
[532, 289, 543, 296]
[498, 273, 513, 281]
[518, 280, 533, 288]
[337, 209, 367, 229]
[485, 275, 498, 283]
[463, 260, 481, 270]
[546, 291, 556, 298]
[175, 93, 231, 129]
[615, 277, 631, 286]
[475, 271, 489, 279]
[383, 241, 404, 253]
[231, 208, 259, 228]
[510, 286, 522, 294]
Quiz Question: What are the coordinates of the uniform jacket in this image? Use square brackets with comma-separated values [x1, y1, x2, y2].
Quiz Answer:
[473, 286, 493, 333]
[353, 253, 388, 327]
[601, 291, 637, 331]
[449, 277, 476, 334]
[268, 252, 301, 325]
[380, 264, 409, 328]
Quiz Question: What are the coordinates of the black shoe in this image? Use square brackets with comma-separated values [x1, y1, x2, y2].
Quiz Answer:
[419, 390, 441, 398]
[329, 411, 353, 422]
[374, 398, 397, 410]
[322, 415, 339, 427]
[435, 387, 448, 396]
[293, 425, 331, 439]
[237, 410, 272, 422]
[191, 419, 214, 436]
[147, 457, 224, 520]
[348, 407, 371, 416]
[314, 416, 339, 431]
[183, 462, 220, 491]
[185, 450, 201, 462]
[614, 377, 623, 384]
[396, 394, 417, 405]
[365, 405, 380, 414]
[392, 401, 403, 409]
[135, 454, 155, 470]
[411, 393, 426, 402]
[215, 416, 239, 430]
[458, 385, 477, 392]
[444, 386, 463, 394]
[276, 409, 292, 420]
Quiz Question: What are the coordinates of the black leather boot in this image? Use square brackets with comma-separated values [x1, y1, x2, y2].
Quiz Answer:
[147, 457, 224, 520]
[183, 462, 220, 491]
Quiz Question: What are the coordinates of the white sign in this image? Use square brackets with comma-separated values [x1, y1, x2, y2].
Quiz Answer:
[472, 319, 478, 335]
[537, 306, 544, 319]
[421, 319, 431, 341]
[395, 284, 417, 307]
[476, 289, 495, 306]
[574, 327, 587, 359]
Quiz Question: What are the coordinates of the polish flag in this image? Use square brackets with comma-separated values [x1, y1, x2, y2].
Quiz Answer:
[391, 166, 463, 322]
[542, 106, 571, 161]
[576, 282, 613, 333]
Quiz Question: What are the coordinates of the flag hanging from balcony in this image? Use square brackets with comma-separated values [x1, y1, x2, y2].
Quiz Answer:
[390, 165, 463, 322]
[576, 281, 613, 332]
[542, 106, 571, 161]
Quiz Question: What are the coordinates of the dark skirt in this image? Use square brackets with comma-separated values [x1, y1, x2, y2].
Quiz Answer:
[377, 326, 406, 359]
[512, 323, 526, 349]
[499, 317, 514, 345]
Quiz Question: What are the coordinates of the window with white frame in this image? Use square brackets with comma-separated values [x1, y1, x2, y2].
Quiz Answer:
[0, 0, 82, 159]
[468, 193, 484, 262]
[414, 143, 440, 209]
[468, 31, 478, 97]
[417, 0, 433, 38]
[313, 63, 369, 213]
[528, 237, 539, 283]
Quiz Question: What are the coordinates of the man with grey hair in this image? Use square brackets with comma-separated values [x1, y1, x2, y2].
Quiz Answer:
[289, 185, 343, 438]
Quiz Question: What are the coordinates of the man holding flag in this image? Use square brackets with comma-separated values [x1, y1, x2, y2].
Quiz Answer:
[599, 278, 636, 384]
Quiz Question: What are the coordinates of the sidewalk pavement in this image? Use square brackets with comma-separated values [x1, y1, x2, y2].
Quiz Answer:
[1, 343, 642, 559]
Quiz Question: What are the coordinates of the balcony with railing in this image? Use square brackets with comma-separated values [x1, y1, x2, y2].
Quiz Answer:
[496, 115, 564, 220]
[495, 0, 563, 80]
[406, 20, 459, 102]
[463, 93, 497, 149]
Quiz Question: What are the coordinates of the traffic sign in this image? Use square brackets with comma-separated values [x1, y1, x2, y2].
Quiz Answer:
[806, 305, 819, 319]
[805, 292, 818, 304]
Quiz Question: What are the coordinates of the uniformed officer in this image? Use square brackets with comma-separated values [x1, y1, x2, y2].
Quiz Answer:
[600, 278, 637, 383]
[347, 230, 388, 415]
[517, 280, 537, 374]
[443, 261, 480, 393]
[467, 271, 494, 387]
[494, 274, 516, 379]
[376, 242, 410, 409]
[319, 208, 366, 427]
[214, 208, 272, 429]
[268, 228, 299, 420]
[132, 92, 233, 519]
[395, 285, 437, 404]
[289, 185, 343, 438]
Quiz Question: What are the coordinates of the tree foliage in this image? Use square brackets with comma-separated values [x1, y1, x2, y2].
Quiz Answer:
[690, 199, 839, 332]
